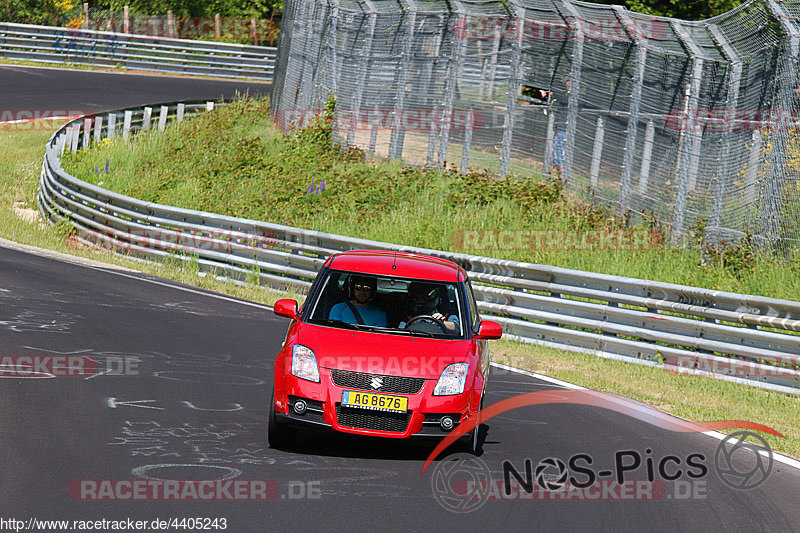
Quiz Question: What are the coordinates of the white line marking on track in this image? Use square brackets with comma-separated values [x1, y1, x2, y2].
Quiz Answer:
[491, 361, 800, 471]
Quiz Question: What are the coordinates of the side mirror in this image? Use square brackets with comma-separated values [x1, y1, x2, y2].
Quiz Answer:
[274, 299, 299, 320]
[475, 320, 502, 340]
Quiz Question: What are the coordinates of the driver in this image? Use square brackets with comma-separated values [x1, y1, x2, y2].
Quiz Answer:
[399, 281, 460, 332]
[329, 275, 387, 327]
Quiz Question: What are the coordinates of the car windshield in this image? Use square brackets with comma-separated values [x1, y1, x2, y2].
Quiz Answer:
[305, 269, 466, 338]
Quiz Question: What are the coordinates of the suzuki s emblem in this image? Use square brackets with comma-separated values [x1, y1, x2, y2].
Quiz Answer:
[370, 377, 384, 389]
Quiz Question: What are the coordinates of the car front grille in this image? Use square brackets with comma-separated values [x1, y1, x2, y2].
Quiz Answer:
[336, 404, 411, 433]
[330, 369, 425, 394]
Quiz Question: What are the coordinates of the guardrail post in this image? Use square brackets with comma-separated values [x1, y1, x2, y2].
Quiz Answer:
[388, 0, 417, 160]
[177, 103, 185, 123]
[589, 117, 605, 189]
[158, 106, 169, 131]
[142, 107, 152, 130]
[437, 2, 468, 168]
[94, 116, 103, 144]
[561, 0, 584, 185]
[638, 120, 654, 195]
[614, 6, 646, 212]
[745, 129, 761, 206]
[123, 110, 132, 141]
[498, 2, 524, 177]
[107, 113, 116, 139]
[706, 24, 742, 245]
[82, 118, 92, 149]
[70, 126, 80, 152]
[671, 23, 705, 245]
[460, 110, 474, 174]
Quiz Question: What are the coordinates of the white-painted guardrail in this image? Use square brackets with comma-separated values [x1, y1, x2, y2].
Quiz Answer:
[0, 22, 275, 80]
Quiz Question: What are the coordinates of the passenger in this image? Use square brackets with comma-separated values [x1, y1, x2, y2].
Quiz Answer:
[400, 281, 460, 332]
[328, 275, 387, 327]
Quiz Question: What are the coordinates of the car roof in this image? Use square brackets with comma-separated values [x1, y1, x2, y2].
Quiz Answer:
[325, 250, 466, 282]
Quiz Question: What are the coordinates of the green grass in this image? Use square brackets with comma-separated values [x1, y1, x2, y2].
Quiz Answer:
[4, 100, 799, 460]
[63, 96, 800, 300]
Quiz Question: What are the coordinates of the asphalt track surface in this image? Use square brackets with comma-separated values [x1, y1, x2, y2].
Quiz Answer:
[1, 67, 800, 532]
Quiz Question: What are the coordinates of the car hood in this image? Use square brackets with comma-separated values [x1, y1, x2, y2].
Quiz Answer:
[296, 323, 471, 379]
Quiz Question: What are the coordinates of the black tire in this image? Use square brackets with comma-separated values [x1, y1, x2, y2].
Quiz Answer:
[458, 394, 484, 455]
[268, 392, 295, 450]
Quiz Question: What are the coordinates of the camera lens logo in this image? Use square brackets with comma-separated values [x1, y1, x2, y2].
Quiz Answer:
[430, 453, 491, 513]
[714, 430, 773, 490]
[534, 457, 568, 491]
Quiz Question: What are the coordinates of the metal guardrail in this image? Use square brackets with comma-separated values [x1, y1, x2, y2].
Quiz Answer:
[37, 101, 800, 396]
[0, 22, 275, 80]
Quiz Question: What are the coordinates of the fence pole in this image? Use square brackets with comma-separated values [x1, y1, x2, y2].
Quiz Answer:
[486, 22, 501, 99]
[427, 104, 438, 166]
[83, 3, 89, 29]
[499, 3, 524, 177]
[671, 23, 706, 245]
[745, 129, 761, 206]
[251, 18, 258, 46]
[763, 0, 799, 249]
[177, 103, 185, 123]
[589, 117, 605, 188]
[638, 120, 654, 195]
[543, 110, 555, 173]
[460, 110, 474, 173]
[614, 6, 646, 212]
[215, 13, 221, 37]
[329, 0, 340, 95]
[168, 10, 175, 38]
[438, 1, 467, 168]
[561, 0, 584, 185]
[124, 5, 130, 34]
[389, 0, 417, 160]
[347, 5, 377, 146]
[706, 24, 742, 245]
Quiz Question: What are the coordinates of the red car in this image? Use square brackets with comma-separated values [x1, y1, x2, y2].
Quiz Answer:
[269, 250, 502, 453]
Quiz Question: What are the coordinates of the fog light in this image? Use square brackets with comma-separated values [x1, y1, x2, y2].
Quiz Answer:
[440, 416, 455, 431]
[293, 400, 307, 415]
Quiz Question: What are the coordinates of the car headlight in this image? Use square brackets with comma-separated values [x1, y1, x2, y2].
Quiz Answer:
[433, 363, 469, 395]
[291, 344, 320, 383]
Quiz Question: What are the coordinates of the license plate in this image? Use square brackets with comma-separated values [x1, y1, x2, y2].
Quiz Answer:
[341, 390, 408, 413]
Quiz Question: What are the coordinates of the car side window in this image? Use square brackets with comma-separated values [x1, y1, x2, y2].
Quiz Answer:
[465, 282, 480, 333]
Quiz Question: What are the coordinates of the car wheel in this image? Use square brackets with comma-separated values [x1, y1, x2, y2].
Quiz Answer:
[268, 392, 295, 450]
[459, 394, 484, 455]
